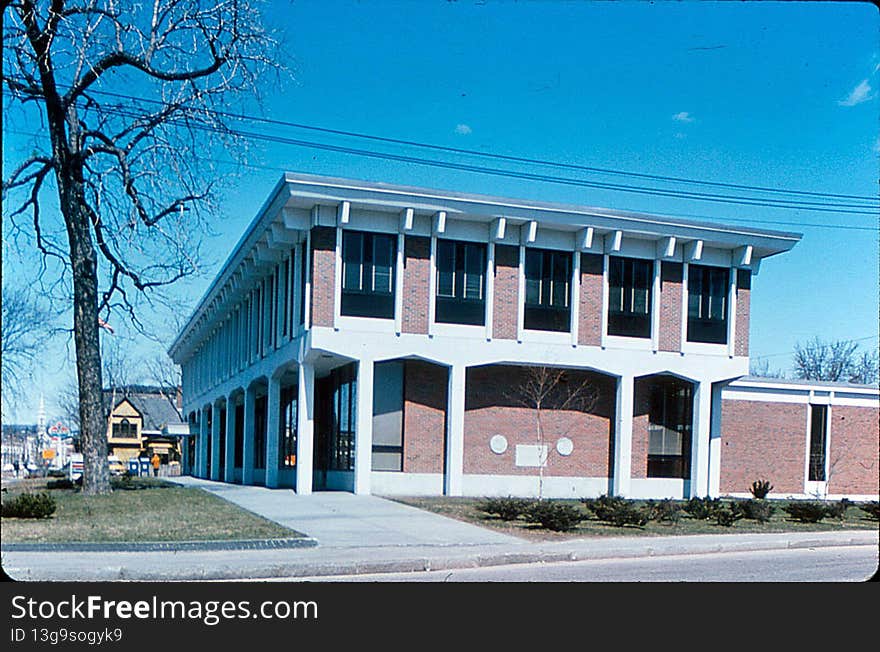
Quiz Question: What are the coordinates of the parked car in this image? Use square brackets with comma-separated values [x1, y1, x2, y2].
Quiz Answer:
[108, 455, 125, 476]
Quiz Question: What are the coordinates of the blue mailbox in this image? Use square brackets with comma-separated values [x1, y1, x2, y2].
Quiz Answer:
[127, 459, 140, 476]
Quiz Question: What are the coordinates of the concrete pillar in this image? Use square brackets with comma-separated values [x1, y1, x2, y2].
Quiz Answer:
[707, 382, 724, 498]
[354, 359, 374, 495]
[242, 386, 256, 485]
[224, 395, 236, 483]
[445, 364, 466, 496]
[198, 408, 209, 478]
[612, 375, 634, 497]
[210, 402, 222, 481]
[265, 375, 281, 488]
[296, 363, 315, 495]
[690, 380, 713, 498]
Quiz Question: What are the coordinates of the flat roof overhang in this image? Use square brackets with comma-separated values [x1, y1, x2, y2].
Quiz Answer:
[168, 172, 802, 360]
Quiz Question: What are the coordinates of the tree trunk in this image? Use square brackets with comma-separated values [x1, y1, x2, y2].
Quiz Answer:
[59, 173, 110, 496]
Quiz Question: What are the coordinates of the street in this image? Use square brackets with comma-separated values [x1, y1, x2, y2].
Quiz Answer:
[291, 545, 879, 582]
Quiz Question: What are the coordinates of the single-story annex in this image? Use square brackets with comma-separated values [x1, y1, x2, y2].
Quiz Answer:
[168, 173, 879, 501]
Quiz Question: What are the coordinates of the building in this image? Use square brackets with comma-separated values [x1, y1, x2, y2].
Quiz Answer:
[103, 386, 188, 465]
[169, 172, 878, 500]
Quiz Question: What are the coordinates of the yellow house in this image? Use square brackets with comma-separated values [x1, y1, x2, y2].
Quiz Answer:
[104, 386, 186, 464]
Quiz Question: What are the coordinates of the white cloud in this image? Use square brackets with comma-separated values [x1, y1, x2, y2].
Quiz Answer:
[672, 111, 694, 123]
[454, 123, 472, 135]
[839, 79, 873, 107]
[873, 137, 880, 154]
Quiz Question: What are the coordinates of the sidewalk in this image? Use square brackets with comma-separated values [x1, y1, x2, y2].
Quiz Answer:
[2, 477, 877, 581]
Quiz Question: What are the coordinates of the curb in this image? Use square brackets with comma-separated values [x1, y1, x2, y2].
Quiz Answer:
[3, 531, 875, 581]
[0, 537, 317, 553]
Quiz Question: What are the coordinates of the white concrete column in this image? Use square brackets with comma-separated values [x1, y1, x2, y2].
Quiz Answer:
[690, 380, 713, 498]
[296, 363, 315, 495]
[265, 375, 281, 488]
[485, 242, 495, 341]
[198, 408, 209, 478]
[210, 401, 221, 481]
[707, 382, 724, 498]
[242, 386, 256, 485]
[224, 395, 236, 483]
[612, 375, 634, 497]
[354, 359, 374, 495]
[445, 364, 466, 496]
[570, 250, 580, 347]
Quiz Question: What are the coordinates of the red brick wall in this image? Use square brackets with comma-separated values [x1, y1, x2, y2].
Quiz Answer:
[631, 377, 653, 479]
[402, 236, 430, 334]
[720, 399, 807, 494]
[492, 245, 519, 340]
[659, 262, 682, 352]
[734, 270, 750, 357]
[828, 405, 879, 495]
[310, 226, 336, 327]
[463, 365, 615, 477]
[578, 253, 603, 346]
[402, 361, 447, 473]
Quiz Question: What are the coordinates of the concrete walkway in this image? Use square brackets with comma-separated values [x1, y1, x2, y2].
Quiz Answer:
[169, 476, 519, 548]
[2, 477, 877, 581]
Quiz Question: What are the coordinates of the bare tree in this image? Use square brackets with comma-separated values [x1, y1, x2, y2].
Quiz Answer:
[510, 366, 599, 499]
[143, 353, 182, 418]
[749, 358, 786, 379]
[1, 285, 54, 413]
[793, 337, 879, 385]
[3, 0, 282, 494]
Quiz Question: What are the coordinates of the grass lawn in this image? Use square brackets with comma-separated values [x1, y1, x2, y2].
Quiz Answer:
[390, 496, 880, 541]
[1, 477, 300, 543]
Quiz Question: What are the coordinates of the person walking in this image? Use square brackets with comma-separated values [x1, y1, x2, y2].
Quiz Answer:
[150, 453, 161, 477]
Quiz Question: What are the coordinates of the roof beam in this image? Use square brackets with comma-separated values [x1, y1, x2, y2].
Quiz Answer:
[399, 207, 414, 232]
[577, 227, 594, 251]
[734, 244, 753, 267]
[491, 217, 507, 241]
[337, 200, 351, 226]
[685, 239, 703, 262]
[521, 220, 538, 245]
[433, 211, 447, 235]
[605, 230, 623, 253]
[657, 236, 677, 259]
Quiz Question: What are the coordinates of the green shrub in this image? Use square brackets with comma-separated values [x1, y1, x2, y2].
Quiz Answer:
[684, 497, 722, 520]
[782, 501, 828, 523]
[1, 492, 57, 519]
[714, 503, 746, 527]
[524, 501, 585, 532]
[644, 498, 682, 524]
[749, 480, 773, 499]
[46, 478, 76, 490]
[824, 498, 851, 520]
[593, 500, 650, 528]
[582, 494, 627, 521]
[859, 502, 880, 521]
[736, 499, 775, 523]
[479, 496, 533, 521]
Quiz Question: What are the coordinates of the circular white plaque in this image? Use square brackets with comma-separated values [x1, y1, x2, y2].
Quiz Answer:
[556, 437, 574, 456]
[489, 435, 508, 455]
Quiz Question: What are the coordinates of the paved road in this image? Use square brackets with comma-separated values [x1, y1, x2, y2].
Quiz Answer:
[292, 545, 879, 582]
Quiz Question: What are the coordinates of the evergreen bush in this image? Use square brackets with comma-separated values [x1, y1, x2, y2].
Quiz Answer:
[858, 501, 880, 521]
[479, 496, 533, 521]
[736, 499, 775, 523]
[1, 492, 57, 519]
[782, 501, 828, 523]
[524, 501, 585, 531]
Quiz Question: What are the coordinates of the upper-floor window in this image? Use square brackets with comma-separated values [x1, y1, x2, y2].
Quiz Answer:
[435, 239, 486, 326]
[524, 248, 571, 332]
[687, 265, 729, 344]
[112, 418, 138, 439]
[341, 231, 397, 319]
[608, 256, 653, 338]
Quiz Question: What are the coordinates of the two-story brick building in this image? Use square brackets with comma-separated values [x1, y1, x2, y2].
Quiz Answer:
[169, 173, 878, 501]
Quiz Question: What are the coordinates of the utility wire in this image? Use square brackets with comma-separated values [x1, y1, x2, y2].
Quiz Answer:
[752, 335, 879, 360]
[4, 82, 878, 204]
[74, 86, 880, 204]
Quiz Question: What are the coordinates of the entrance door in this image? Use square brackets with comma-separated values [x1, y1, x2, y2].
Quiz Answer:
[312, 375, 333, 490]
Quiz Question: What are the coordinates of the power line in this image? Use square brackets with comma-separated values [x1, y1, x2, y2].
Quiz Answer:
[4, 82, 878, 205]
[74, 87, 880, 204]
[5, 95, 880, 217]
[752, 335, 879, 360]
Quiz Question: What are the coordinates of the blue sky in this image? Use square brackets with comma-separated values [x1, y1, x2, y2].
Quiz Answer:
[3, 0, 878, 422]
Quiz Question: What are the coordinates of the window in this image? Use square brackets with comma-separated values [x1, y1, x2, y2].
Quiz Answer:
[808, 404, 828, 482]
[608, 256, 653, 338]
[646, 377, 693, 479]
[435, 240, 486, 325]
[299, 242, 307, 326]
[330, 364, 357, 471]
[687, 265, 729, 344]
[253, 395, 266, 470]
[524, 248, 571, 332]
[372, 361, 404, 472]
[341, 231, 397, 319]
[112, 418, 137, 439]
[279, 386, 298, 469]
[234, 403, 244, 468]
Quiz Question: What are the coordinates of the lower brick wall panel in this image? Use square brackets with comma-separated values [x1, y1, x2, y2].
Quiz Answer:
[402, 360, 447, 473]
[827, 405, 880, 496]
[720, 399, 808, 495]
[462, 365, 615, 478]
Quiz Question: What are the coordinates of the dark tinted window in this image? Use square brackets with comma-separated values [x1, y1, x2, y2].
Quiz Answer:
[608, 257, 653, 338]
[687, 265, 729, 344]
[524, 249, 571, 332]
[341, 231, 397, 319]
[435, 240, 486, 325]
